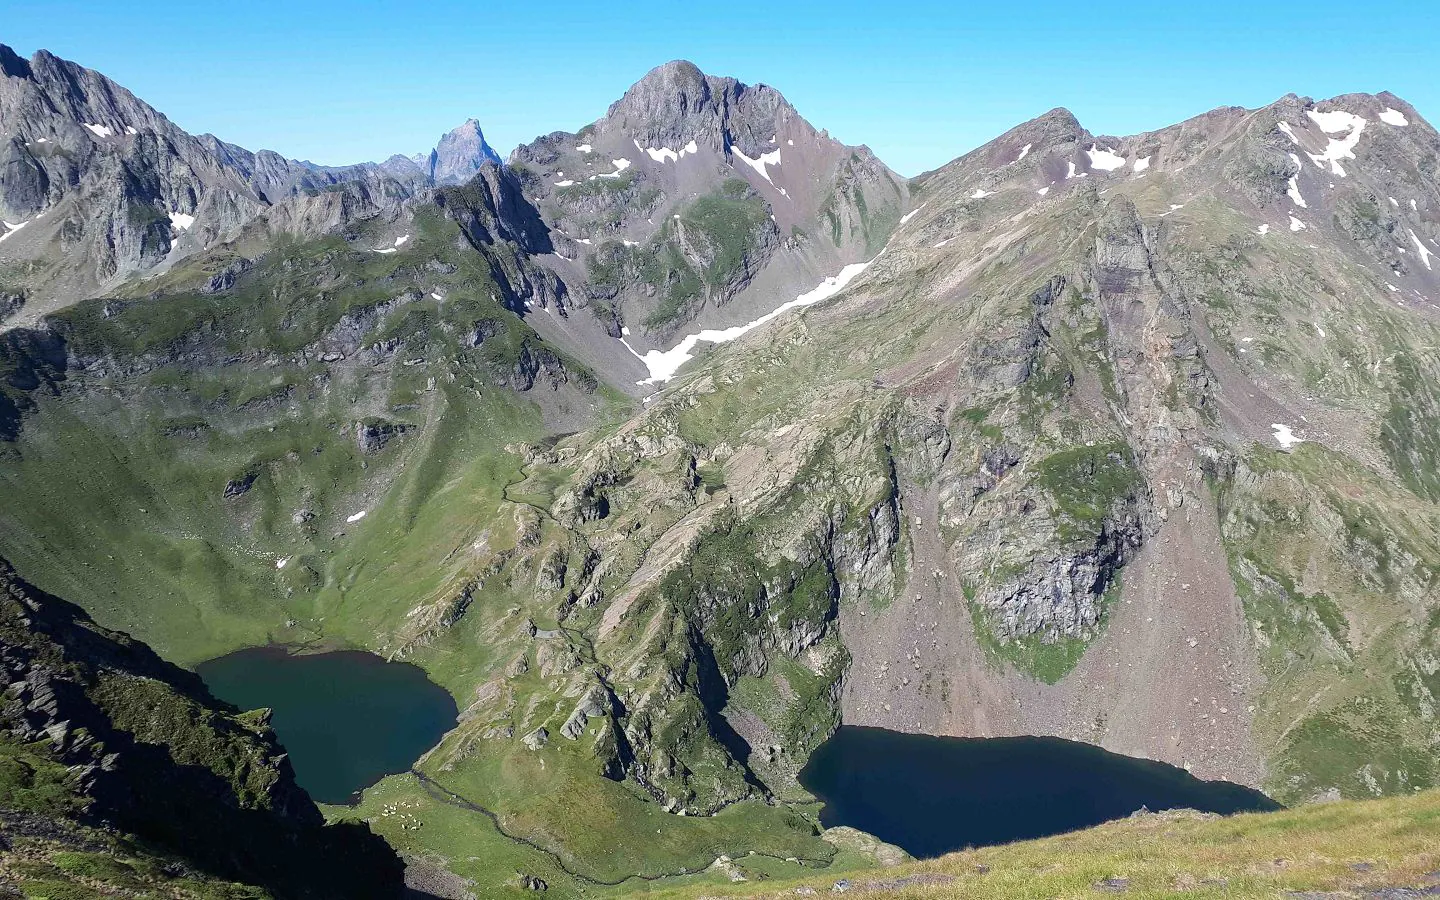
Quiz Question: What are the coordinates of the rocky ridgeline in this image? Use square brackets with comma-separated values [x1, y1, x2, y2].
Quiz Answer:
[0, 557, 405, 897]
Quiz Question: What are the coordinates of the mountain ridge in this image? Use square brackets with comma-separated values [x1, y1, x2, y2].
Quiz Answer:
[2, 43, 1440, 898]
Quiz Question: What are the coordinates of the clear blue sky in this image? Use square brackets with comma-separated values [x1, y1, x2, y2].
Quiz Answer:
[5, 1, 1434, 176]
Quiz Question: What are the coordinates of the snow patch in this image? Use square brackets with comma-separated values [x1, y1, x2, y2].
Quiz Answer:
[431, 292, 443, 301]
[1389, 197, 1399, 206]
[1133, 155, 1151, 173]
[82, 123, 113, 138]
[1066, 160, 1079, 179]
[1086, 144, 1127, 171]
[1289, 216, 1307, 232]
[732, 146, 782, 183]
[635, 138, 699, 164]
[1271, 424, 1303, 449]
[1037, 186, 1050, 196]
[169, 212, 195, 230]
[554, 179, 576, 187]
[1410, 229, 1435, 270]
[0, 220, 29, 242]
[1285, 153, 1307, 208]
[276, 557, 290, 570]
[1013, 143, 1032, 163]
[1303, 109, 1366, 177]
[624, 261, 871, 385]
[346, 510, 368, 523]
[125, 125, 138, 135]
[575, 143, 593, 153]
[1257, 224, 1270, 235]
[1277, 122, 1300, 144]
[393, 235, 409, 247]
[969, 189, 993, 199]
[1379, 107, 1409, 126]
[590, 159, 631, 180]
[933, 239, 951, 248]
[899, 203, 926, 226]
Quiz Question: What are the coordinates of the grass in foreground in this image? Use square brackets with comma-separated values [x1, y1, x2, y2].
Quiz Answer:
[648, 789, 1440, 899]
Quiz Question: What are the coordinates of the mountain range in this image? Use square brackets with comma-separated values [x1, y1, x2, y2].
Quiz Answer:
[2, 41, 1439, 898]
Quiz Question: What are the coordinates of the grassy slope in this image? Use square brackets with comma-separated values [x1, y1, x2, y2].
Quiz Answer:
[652, 789, 1440, 899]
[0, 210, 551, 667]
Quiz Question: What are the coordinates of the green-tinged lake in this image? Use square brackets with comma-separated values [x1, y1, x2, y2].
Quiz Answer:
[197, 646, 457, 805]
[798, 726, 1280, 859]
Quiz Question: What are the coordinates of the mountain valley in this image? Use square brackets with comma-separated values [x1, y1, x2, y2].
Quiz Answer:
[2, 41, 1440, 898]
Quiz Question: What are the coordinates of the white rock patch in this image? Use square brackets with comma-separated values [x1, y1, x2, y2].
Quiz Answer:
[1086, 144, 1127, 171]
[1379, 107, 1409, 126]
[623, 261, 871, 385]
[732, 147, 782, 183]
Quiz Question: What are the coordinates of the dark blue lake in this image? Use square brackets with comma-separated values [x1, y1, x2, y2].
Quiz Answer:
[797, 726, 1279, 859]
[197, 646, 457, 804]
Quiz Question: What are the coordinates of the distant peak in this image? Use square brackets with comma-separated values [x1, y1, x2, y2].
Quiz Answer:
[425, 117, 501, 184]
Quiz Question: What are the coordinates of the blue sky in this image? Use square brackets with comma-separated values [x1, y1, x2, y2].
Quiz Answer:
[5, 1, 1434, 176]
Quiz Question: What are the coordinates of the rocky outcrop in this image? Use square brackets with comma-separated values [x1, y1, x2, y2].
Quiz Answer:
[0, 557, 406, 898]
[356, 417, 412, 454]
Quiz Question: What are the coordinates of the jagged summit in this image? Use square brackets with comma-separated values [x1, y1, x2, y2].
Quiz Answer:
[599, 58, 791, 157]
[420, 116, 503, 184]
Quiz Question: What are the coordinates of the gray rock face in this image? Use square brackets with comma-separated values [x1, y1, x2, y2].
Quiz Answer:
[604, 59, 785, 158]
[508, 59, 908, 358]
[0, 43, 420, 310]
[421, 118, 502, 185]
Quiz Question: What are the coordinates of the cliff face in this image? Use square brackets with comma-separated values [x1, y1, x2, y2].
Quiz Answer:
[0, 557, 405, 899]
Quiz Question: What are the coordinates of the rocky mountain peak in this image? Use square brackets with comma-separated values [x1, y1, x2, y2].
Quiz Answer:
[423, 116, 502, 185]
[602, 59, 789, 157]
